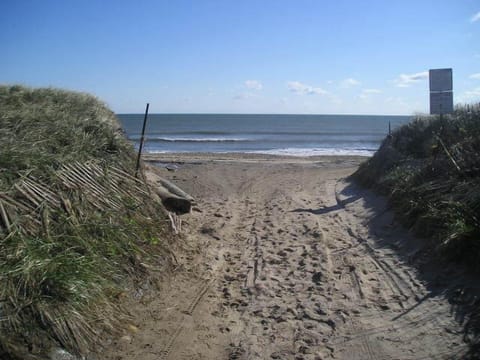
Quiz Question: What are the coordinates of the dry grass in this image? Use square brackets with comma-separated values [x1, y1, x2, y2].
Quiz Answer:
[354, 104, 480, 271]
[0, 85, 170, 359]
[354, 104, 480, 357]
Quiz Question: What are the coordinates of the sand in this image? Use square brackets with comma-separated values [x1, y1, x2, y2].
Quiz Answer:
[100, 153, 475, 359]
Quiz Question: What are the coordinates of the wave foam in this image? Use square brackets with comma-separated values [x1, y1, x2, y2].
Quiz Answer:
[245, 148, 374, 157]
[146, 137, 250, 142]
[146, 148, 374, 157]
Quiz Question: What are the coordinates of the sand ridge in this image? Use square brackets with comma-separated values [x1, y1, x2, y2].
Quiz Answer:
[100, 154, 475, 359]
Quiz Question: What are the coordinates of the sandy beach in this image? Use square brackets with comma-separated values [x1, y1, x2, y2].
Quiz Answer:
[102, 153, 472, 359]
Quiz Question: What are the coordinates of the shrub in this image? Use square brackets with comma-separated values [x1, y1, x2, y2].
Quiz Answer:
[0, 85, 169, 358]
[354, 104, 480, 271]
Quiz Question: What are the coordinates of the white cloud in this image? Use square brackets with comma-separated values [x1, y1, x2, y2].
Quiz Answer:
[329, 94, 343, 105]
[341, 78, 361, 88]
[469, 73, 480, 80]
[385, 96, 410, 110]
[358, 88, 382, 100]
[471, 11, 480, 23]
[233, 93, 254, 100]
[363, 88, 382, 94]
[458, 87, 480, 103]
[394, 71, 428, 87]
[287, 81, 328, 95]
[245, 80, 263, 90]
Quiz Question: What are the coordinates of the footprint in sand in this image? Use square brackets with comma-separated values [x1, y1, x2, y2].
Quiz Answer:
[311, 272, 323, 285]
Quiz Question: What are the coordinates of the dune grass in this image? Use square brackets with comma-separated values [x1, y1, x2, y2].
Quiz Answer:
[354, 104, 480, 271]
[0, 85, 170, 359]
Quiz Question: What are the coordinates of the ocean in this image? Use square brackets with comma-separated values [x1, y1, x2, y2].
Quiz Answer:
[117, 114, 412, 157]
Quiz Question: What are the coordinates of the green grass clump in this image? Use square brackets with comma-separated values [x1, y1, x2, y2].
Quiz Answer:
[354, 104, 480, 271]
[0, 85, 170, 359]
[0, 85, 135, 184]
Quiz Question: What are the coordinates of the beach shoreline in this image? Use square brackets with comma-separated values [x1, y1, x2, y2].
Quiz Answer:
[142, 151, 369, 165]
[118, 113, 410, 156]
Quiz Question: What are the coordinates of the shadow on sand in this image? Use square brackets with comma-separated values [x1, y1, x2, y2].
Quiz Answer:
[292, 179, 480, 359]
[291, 193, 361, 215]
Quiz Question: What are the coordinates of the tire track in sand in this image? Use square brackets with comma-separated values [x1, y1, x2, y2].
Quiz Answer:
[320, 179, 467, 359]
[136, 159, 471, 360]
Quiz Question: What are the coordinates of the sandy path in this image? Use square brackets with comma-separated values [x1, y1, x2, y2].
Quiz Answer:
[102, 154, 475, 359]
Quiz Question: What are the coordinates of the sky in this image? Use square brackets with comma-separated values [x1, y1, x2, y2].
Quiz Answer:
[1, 0, 480, 115]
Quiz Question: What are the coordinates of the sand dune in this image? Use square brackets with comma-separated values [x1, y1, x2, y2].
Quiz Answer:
[101, 153, 474, 359]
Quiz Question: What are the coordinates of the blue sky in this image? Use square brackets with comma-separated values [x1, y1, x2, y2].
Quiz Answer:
[1, 0, 479, 114]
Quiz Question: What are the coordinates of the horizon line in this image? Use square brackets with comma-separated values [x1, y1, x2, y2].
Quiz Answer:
[115, 112, 417, 117]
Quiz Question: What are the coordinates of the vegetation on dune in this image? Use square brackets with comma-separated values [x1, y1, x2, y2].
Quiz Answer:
[0, 85, 170, 359]
[0, 85, 134, 181]
[354, 104, 480, 271]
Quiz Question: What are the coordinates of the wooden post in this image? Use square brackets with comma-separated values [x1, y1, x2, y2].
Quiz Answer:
[388, 121, 391, 136]
[135, 103, 150, 178]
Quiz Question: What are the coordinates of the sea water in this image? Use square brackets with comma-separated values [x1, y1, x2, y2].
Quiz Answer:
[117, 114, 411, 156]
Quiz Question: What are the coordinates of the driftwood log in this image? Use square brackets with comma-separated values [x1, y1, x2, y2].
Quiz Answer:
[157, 178, 195, 202]
[153, 177, 194, 215]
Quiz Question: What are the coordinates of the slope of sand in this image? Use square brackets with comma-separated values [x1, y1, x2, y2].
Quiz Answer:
[101, 153, 476, 359]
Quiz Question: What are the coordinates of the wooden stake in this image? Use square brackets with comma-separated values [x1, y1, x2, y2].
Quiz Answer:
[135, 103, 150, 178]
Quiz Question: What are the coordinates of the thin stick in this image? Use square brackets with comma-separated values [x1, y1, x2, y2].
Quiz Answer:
[168, 212, 178, 234]
[0, 200, 11, 231]
[436, 135, 461, 172]
[135, 103, 150, 178]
